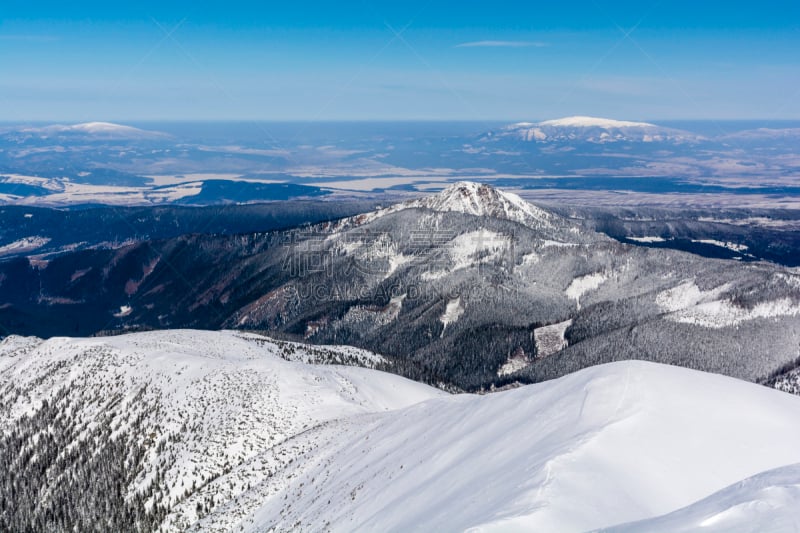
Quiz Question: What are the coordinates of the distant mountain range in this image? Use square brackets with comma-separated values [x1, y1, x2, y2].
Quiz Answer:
[2, 117, 800, 206]
[9, 117, 799, 144]
[2, 182, 799, 392]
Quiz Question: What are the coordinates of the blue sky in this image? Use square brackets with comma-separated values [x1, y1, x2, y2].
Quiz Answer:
[1, 1, 799, 121]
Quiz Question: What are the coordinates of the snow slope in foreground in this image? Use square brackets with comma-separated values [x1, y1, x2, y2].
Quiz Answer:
[0, 330, 442, 530]
[245, 361, 800, 533]
[599, 463, 800, 533]
[3, 330, 800, 532]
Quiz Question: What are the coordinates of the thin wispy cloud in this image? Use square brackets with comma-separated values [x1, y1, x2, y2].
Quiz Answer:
[455, 40, 549, 48]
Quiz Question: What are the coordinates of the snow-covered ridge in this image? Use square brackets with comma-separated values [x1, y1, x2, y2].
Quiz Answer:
[245, 360, 800, 533]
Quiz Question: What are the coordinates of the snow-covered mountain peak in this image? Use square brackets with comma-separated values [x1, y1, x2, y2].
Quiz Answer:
[351, 180, 559, 234]
[325, 180, 600, 241]
[408, 181, 552, 225]
[68, 121, 144, 133]
[493, 116, 702, 143]
[22, 121, 167, 138]
[537, 116, 656, 128]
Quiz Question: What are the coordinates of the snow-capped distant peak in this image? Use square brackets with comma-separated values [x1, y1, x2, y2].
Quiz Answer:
[536, 116, 656, 128]
[495, 116, 701, 144]
[23, 121, 167, 138]
[68, 122, 143, 133]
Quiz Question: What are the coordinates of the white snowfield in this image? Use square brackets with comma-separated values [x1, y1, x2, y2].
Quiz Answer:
[691, 238, 749, 253]
[243, 360, 800, 533]
[534, 318, 572, 358]
[628, 235, 667, 243]
[447, 229, 512, 270]
[656, 279, 800, 328]
[3, 330, 800, 532]
[566, 271, 607, 309]
[599, 463, 800, 533]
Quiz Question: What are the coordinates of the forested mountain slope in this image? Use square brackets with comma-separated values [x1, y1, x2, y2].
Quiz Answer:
[0, 329, 440, 532]
[1, 182, 799, 391]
